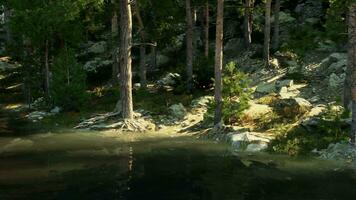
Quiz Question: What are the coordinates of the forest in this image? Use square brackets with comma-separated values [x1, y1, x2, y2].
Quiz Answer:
[1, 0, 356, 199]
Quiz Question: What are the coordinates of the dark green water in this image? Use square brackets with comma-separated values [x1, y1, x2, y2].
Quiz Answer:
[0, 132, 356, 200]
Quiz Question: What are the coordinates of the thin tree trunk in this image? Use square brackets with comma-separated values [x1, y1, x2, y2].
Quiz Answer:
[350, 3, 356, 144]
[264, 0, 272, 67]
[4, 5, 12, 46]
[119, 0, 133, 120]
[214, 0, 224, 126]
[345, 11, 353, 109]
[244, 0, 253, 48]
[134, 4, 147, 88]
[111, 1, 119, 84]
[204, 1, 210, 57]
[44, 39, 50, 98]
[186, 0, 194, 91]
[151, 45, 157, 70]
[272, 0, 280, 51]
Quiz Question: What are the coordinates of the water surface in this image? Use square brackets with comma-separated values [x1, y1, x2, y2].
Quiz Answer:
[0, 131, 355, 200]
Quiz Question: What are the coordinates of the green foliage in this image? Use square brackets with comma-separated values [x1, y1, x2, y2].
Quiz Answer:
[193, 54, 214, 89]
[204, 62, 252, 125]
[324, 0, 349, 44]
[268, 105, 349, 156]
[283, 25, 321, 56]
[51, 49, 88, 111]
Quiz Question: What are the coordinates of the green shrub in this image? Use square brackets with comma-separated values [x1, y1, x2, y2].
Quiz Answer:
[51, 49, 88, 111]
[204, 62, 252, 125]
[268, 105, 349, 156]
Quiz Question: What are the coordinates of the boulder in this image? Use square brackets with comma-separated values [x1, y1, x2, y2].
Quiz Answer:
[278, 86, 299, 99]
[168, 103, 187, 120]
[328, 73, 345, 89]
[276, 79, 294, 89]
[255, 82, 276, 94]
[157, 73, 181, 87]
[50, 106, 61, 114]
[274, 97, 312, 117]
[243, 102, 273, 119]
[227, 132, 271, 151]
[318, 143, 356, 161]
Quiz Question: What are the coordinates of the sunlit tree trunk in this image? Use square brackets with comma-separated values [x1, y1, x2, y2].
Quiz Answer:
[350, 3, 356, 144]
[272, 0, 280, 51]
[244, 0, 253, 48]
[264, 0, 272, 67]
[134, 4, 147, 88]
[186, 0, 193, 91]
[119, 0, 133, 120]
[204, 1, 210, 57]
[111, 0, 119, 84]
[214, 0, 224, 125]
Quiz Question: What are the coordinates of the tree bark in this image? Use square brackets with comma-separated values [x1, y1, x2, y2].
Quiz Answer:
[111, 0, 119, 84]
[272, 0, 280, 51]
[3, 5, 12, 46]
[44, 39, 50, 98]
[204, 1, 210, 57]
[244, 0, 253, 48]
[345, 11, 353, 109]
[134, 4, 147, 88]
[350, 3, 356, 144]
[214, 0, 224, 125]
[264, 0, 272, 67]
[186, 0, 194, 91]
[119, 0, 134, 120]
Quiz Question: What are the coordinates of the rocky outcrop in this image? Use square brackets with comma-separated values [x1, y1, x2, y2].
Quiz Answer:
[168, 103, 187, 120]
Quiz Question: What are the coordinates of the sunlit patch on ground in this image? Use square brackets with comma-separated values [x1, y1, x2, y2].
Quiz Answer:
[5, 83, 22, 90]
[3, 103, 24, 111]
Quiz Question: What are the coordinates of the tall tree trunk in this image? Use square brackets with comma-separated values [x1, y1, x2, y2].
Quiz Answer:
[111, 0, 119, 84]
[350, 3, 356, 144]
[3, 5, 12, 46]
[204, 1, 210, 57]
[44, 39, 50, 98]
[264, 0, 272, 67]
[214, 0, 224, 126]
[134, 4, 147, 88]
[119, 0, 133, 120]
[272, 0, 280, 51]
[244, 0, 253, 48]
[186, 0, 193, 91]
[345, 11, 353, 109]
[151, 45, 157, 70]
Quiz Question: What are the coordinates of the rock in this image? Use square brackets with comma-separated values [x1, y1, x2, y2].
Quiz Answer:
[276, 79, 294, 89]
[328, 59, 347, 73]
[318, 143, 356, 161]
[87, 41, 107, 54]
[191, 96, 213, 108]
[329, 53, 347, 63]
[278, 86, 299, 99]
[134, 83, 141, 89]
[26, 111, 52, 122]
[157, 73, 181, 87]
[50, 106, 61, 114]
[255, 82, 276, 94]
[328, 73, 345, 89]
[246, 143, 268, 152]
[274, 97, 312, 117]
[0, 61, 17, 71]
[227, 132, 271, 151]
[168, 103, 187, 120]
[270, 58, 280, 69]
[243, 102, 273, 119]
